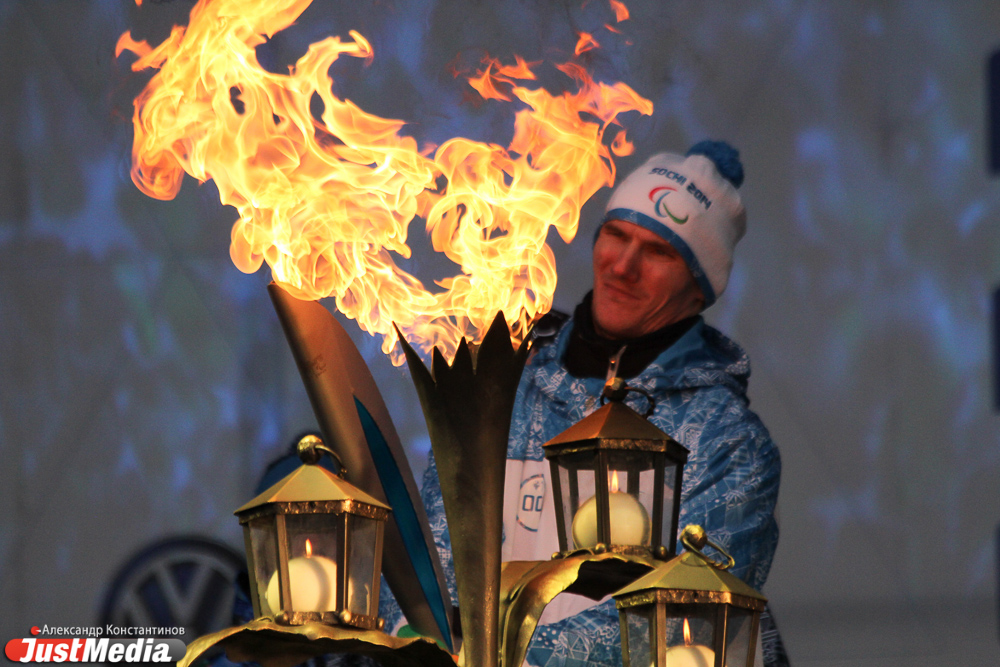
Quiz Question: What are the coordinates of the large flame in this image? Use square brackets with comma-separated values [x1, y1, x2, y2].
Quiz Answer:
[118, 0, 652, 363]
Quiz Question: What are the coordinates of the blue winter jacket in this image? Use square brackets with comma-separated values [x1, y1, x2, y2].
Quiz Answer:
[383, 315, 780, 667]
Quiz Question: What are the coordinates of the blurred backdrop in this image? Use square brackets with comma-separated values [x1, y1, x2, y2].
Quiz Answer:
[2, 1, 999, 665]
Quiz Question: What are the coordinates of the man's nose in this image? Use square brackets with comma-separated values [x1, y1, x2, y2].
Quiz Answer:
[609, 241, 641, 280]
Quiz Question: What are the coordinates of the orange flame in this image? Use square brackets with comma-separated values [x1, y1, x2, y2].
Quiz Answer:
[610, 470, 620, 493]
[305, 539, 313, 557]
[468, 60, 513, 102]
[574, 32, 600, 56]
[119, 0, 652, 363]
[683, 618, 692, 646]
[611, 130, 634, 157]
[115, 31, 151, 59]
[609, 0, 629, 22]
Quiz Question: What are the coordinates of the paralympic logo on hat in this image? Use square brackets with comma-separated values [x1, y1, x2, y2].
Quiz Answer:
[648, 186, 689, 224]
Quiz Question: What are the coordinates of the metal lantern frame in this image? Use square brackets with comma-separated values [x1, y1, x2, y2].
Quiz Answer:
[543, 381, 689, 559]
[235, 436, 390, 630]
[613, 526, 767, 667]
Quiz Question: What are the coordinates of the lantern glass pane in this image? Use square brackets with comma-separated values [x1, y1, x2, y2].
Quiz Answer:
[347, 514, 378, 616]
[622, 605, 653, 667]
[281, 513, 341, 612]
[551, 449, 598, 549]
[660, 462, 680, 550]
[724, 607, 753, 667]
[248, 517, 278, 617]
[558, 465, 573, 540]
[565, 464, 598, 549]
[662, 603, 719, 653]
[605, 450, 657, 547]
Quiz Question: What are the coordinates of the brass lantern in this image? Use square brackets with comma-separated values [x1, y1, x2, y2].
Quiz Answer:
[235, 435, 390, 629]
[543, 379, 688, 559]
[613, 525, 766, 667]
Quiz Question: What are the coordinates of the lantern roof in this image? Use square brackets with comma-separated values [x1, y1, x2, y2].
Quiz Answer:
[613, 550, 766, 609]
[234, 463, 390, 515]
[543, 400, 688, 458]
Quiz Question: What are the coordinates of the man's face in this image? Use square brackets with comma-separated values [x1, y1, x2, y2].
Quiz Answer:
[591, 219, 705, 339]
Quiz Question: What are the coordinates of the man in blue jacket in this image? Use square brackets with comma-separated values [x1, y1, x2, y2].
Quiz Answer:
[392, 141, 785, 667]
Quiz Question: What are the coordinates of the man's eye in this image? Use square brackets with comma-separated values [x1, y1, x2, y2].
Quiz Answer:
[648, 245, 670, 257]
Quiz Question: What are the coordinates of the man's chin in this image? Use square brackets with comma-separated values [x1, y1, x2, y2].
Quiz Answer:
[592, 310, 642, 340]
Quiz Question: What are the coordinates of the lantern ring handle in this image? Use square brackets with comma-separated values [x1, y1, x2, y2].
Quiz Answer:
[600, 378, 656, 418]
[681, 524, 736, 571]
[297, 434, 348, 476]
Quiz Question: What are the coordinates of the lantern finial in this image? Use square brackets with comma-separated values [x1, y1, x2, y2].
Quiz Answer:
[296, 434, 346, 474]
[680, 524, 707, 549]
[680, 524, 736, 571]
[602, 377, 629, 402]
[599, 378, 655, 417]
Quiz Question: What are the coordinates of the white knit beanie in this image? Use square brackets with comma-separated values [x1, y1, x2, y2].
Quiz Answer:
[601, 143, 747, 306]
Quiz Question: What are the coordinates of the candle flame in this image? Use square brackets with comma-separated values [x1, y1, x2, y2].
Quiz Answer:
[305, 539, 313, 558]
[610, 470, 620, 493]
[117, 0, 652, 364]
[683, 618, 692, 646]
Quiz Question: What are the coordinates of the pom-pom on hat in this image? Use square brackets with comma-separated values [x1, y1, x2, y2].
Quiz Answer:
[601, 140, 747, 307]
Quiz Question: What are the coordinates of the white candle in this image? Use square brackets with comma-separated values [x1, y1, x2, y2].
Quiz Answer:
[571, 474, 650, 548]
[265, 549, 338, 614]
[664, 644, 714, 667]
[664, 618, 715, 667]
